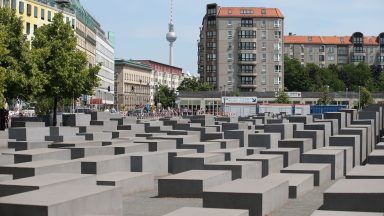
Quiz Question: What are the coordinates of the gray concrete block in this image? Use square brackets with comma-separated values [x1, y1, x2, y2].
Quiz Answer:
[246, 147, 266, 155]
[208, 148, 247, 161]
[368, 150, 384, 164]
[264, 123, 294, 139]
[329, 135, 361, 166]
[294, 130, 324, 149]
[163, 207, 249, 216]
[97, 171, 154, 195]
[302, 149, 344, 180]
[237, 154, 284, 177]
[0, 173, 95, 197]
[339, 128, 367, 162]
[110, 143, 148, 155]
[203, 178, 289, 216]
[278, 138, 313, 155]
[224, 130, 249, 147]
[324, 112, 346, 130]
[134, 139, 177, 152]
[349, 124, 373, 155]
[179, 142, 221, 153]
[288, 115, 313, 124]
[9, 148, 71, 163]
[162, 149, 197, 174]
[314, 119, 338, 136]
[204, 161, 262, 180]
[8, 141, 52, 151]
[202, 132, 224, 141]
[207, 139, 240, 149]
[311, 210, 383, 216]
[248, 133, 280, 149]
[0, 160, 81, 179]
[281, 163, 332, 186]
[0, 184, 122, 216]
[62, 114, 91, 127]
[8, 127, 50, 142]
[260, 148, 300, 167]
[149, 135, 199, 148]
[346, 164, 384, 179]
[173, 153, 225, 173]
[79, 155, 131, 175]
[0, 174, 12, 182]
[323, 179, 384, 212]
[159, 170, 231, 198]
[264, 173, 314, 199]
[323, 146, 353, 176]
[129, 151, 168, 177]
[304, 122, 332, 146]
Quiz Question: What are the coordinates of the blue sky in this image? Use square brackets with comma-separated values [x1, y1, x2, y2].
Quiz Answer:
[80, 0, 384, 75]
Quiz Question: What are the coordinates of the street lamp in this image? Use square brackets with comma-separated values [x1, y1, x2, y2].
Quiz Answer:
[223, 80, 232, 116]
[345, 88, 348, 108]
[358, 86, 361, 110]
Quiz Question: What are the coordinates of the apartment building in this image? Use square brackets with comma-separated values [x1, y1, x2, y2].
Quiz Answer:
[138, 60, 183, 104]
[0, 0, 76, 41]
[198, 4, 284, 92]
[284, 32, 384, 68]
[115, 59, 151, 111]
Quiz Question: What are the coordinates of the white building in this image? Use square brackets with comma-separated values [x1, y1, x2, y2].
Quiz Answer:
[95, 28, 115, 106]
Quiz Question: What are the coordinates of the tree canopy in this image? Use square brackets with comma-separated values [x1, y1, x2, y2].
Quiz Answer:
[274, 91, 291, 104]
[284, 54, 380, 93]
[177, 77, 214, 92]
[360, 87, 373, 109]
[154, 85, 176, 108]
[30, 13, 100, 125]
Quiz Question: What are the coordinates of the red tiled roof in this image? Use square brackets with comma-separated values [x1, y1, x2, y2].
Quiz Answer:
[218, 7, 284, 18]
[284, 35, 379, 45]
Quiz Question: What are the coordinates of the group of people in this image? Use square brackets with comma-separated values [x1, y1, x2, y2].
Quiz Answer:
[0, 99, 9, 131]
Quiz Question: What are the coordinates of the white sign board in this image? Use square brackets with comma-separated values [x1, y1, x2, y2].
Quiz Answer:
[222, 97, 258, 104]
[274, 92, 302, 98]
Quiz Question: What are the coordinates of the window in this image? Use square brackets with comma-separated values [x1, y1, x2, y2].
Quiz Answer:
[274, 54, 281, 62]
[228, 30, 233, 39]
[240, 65, 254, 73]
[207, 18, 216, 27]
[308, 47, 313, 53]
[240, 9, 254, 14]
[262, 42, 266, 51]
[48, 11, 52, 21]
[274, 76, 281, 85]
[353, 37, 363, 44]
[34, 6, 38, 18]
[227, 20, 232, 26]
[228, 42, 232, 50]
[261, 31, 267, 40]
[26, 22, 30, 35]
[378, 56, 384, 63]
[41, 8, 44, 20]
[240, 76, 255, 85]
[66, 17, 69, 23]
[207, 42, 216, 49]
[261, 65, 266, 74]
[26, 4, 31, 16]
[228, 53, 233, 60]
[206, 31, 216, 38]
[308, 55, 313, 62]
[262, 53, 267, 62]
[238, 42, 256, 50]
[19, 1, 24, 14]
[274, 43, 281, 51]
[2, 0, 9, 7]
[274, 20, 281, 28]
[261, 75, 266, 85]
[238, 30, 256, 38]
[241, 18, 253, 27]
[328, 47, 334, 53]
[206, 65, 217, 73]
[327, 55, 335, 61]
[228, 9, 232, 15]
[207, 53, 216, 61]
[319, 45, 325, 52]
[352, 55, 365, 62]
[238, 53, 256, 61]
[354, 46, 364, 53]
[261, 20, 266, 28]
[11, 0, 16, 10]
[72, 18, 75, 28]
[33, 24, 37, 33]
[319, 55, 325, 62]
[261, 9, 266, 15]
[275, 65, 282, 73]
[274, 31, 281, 39]
[207, 8, 216, 15]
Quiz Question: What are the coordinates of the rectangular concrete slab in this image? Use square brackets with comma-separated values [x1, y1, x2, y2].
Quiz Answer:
[346, 165, 384, 179]
[163, 207, 249, 216]
[260, 148, 300, 167]
[323, 179, 384, 212]
[281, 163, 331, 186]
[237, 154, 284, 177]
[159, 170, 232, 198]
[204, 161, 262, 180]
[203, 178, 289, 216]
[172, 153, 225, 174]
[264, 173, 314, 199]
[311, 210, 383, 216]
[302, 149, 344, 180]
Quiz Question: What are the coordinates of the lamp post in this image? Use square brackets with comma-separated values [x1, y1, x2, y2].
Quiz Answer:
[358, 86, 361, 110]
[345, 88, 348, 107]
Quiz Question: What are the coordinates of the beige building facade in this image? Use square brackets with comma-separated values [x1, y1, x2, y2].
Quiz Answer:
[284, 33, 384, 68]
[198, 4, 284, 92]
[115, 59, 151, 111]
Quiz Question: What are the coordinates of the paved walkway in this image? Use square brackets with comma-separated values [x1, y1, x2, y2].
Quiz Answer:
[123, 179, 336, 216]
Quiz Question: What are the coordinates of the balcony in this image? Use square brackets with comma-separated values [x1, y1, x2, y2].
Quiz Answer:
[239, 83, 257, 88]
[238, 60, 257, 65]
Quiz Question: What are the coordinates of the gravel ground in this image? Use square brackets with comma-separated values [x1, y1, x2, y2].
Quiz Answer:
[123, 179, 336, 216]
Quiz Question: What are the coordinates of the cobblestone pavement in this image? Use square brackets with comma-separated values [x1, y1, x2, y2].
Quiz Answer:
[123, 179, 336, 216]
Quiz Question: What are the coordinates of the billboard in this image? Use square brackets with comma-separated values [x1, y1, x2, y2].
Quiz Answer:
[222, 97, 258, 104]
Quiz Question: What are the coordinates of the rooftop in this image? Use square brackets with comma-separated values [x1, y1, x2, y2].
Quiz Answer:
[114, 59, 152, 71]
[285, 35, 380, 45]
[217, 7, 284, 19]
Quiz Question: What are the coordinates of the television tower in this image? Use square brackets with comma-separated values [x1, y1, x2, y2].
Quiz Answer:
[166, 0, 177, 66]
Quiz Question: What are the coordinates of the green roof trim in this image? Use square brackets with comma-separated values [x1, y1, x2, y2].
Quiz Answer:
[115, 59, 152, 71]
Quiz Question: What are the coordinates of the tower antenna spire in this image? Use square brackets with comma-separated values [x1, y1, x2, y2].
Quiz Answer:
[166, 0, 177, 66]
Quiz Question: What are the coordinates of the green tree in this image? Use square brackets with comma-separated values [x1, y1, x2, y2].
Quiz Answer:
[274, 91, 291, 104]
[177, 77, 214, 92]
[284, 55, 313, 91]
[317, 86, 334, 105]
[30, 13, 100, 125]
[0, 7, 42, 101]
[359, 87, 373, 109]
[344, 63, 373, 91]
[154, 85, 176, 108]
